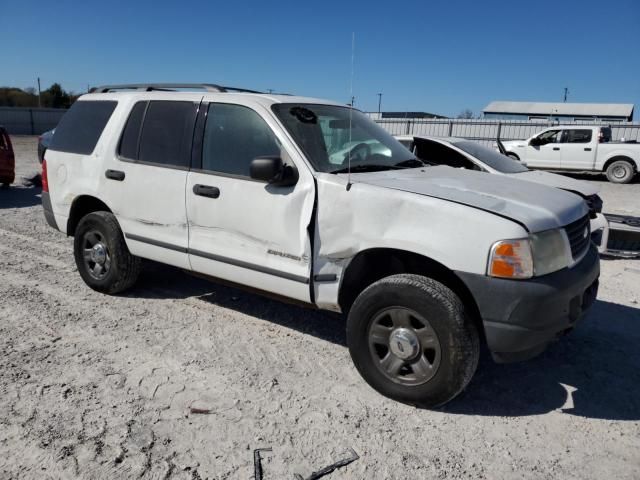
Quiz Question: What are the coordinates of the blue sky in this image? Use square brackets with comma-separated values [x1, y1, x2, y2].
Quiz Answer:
[2, 0, 639, 118]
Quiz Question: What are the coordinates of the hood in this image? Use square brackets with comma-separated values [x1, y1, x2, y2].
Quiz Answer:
[350, 166, 588, 233]
[511, 170, 599, 197]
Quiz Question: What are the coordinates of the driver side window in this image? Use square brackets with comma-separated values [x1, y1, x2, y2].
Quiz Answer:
[537, 130, 561, 145]
[202, 103, 281, 177]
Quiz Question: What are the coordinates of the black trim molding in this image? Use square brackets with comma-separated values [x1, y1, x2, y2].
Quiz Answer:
[125, 233, 309, 284]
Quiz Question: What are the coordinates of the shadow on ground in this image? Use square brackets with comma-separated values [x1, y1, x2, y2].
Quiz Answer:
[130, 261, 640, 421]
[131, 261, 347, 346]
[0, 185, 42, 208]
[444, 299, 640, 420]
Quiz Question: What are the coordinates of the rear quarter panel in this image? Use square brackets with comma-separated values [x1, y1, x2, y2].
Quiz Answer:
[595, 144, 640, 170]
[45, 99, 130, 234]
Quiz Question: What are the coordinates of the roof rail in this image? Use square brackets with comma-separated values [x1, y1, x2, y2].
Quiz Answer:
[88, 83, 263, 94]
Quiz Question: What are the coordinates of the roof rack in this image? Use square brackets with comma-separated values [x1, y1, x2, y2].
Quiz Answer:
[88, 83, 263, 94]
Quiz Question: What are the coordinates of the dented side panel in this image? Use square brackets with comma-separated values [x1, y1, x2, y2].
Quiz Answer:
[312, 173, 528, 310]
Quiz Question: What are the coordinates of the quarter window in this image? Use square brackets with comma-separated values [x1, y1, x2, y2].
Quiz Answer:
[50, 100, 117, 155]
[201, 103, 280, 177]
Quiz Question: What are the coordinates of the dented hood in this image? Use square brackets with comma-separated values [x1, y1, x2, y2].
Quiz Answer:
[510, 170, 599, 197]
[349, 166, 588, 233]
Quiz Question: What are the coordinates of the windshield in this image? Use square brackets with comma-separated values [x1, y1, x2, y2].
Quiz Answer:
[452, 140, 529, 173]
[272, 104, 419, 173]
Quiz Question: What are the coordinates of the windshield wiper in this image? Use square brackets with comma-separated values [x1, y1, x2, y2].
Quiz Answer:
[394, 158, 425, 168]
[330, 164, 401, 174]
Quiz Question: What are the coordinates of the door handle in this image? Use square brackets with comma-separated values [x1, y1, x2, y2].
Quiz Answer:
[193, 184, 220, 199]
[584, 147, 592, 151]
[105, 169, 125, 181]
[552, 147, 560, 151]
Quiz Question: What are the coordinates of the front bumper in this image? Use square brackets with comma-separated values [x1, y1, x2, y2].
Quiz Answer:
[457, 244, 600, 363]
[590, 213, 609, 253]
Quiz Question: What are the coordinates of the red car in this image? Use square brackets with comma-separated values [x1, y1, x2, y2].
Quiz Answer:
[0, 126, 15, 187]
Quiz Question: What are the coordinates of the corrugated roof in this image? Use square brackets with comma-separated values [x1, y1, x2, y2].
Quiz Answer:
[483, 101, 634, 118]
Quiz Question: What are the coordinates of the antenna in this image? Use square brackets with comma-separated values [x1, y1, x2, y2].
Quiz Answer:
[347, 32, 355, 190]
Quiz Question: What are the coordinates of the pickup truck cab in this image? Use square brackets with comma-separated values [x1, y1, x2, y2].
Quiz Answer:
[395, 135, 609, 252]
[42, 84, 600, 407]
[501, 126, 640, 183]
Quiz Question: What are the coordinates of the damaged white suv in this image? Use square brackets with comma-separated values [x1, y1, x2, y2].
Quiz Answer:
[42, 84, 599, 407]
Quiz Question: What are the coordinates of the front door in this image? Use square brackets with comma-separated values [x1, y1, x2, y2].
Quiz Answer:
[525, 129, 562, 169]
[186, 102, 315, 302]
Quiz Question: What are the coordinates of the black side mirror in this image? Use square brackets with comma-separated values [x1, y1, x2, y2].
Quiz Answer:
[250, 156, 298, 186]
[529, 137, 541, 146]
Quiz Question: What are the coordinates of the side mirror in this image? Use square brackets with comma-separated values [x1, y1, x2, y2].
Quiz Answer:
[250, 156, 298, 186]
[529, 137, 541, 146]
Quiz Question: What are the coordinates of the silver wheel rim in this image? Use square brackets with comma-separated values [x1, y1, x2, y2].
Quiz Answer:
[368, 307, 442, 386]
[612, 165, 627, 179]
[82, 230, 111, 280]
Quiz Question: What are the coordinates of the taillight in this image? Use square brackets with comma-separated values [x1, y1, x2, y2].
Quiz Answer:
[42, 159, 49, 192]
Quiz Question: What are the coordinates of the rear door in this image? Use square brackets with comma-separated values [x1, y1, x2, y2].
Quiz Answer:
[104, 98, 198, 269]
[186, 101, 315, 302]
[525, 129, 562, 169]
[560, 128, 596, 170]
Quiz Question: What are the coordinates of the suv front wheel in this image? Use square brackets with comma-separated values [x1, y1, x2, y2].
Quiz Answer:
[347, 274, 479, 408]
[73, 211, 141, 294]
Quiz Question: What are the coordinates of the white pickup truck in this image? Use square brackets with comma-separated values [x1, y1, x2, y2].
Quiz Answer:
[501, 126, 640, 183]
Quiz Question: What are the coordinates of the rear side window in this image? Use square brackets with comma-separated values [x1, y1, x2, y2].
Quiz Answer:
[118, 101, 147, 160]
[118, 100, 196, 169]
[50, 100, 117, 155]
[201, 103, 280, 177]
[563, 129, 592, 143]
[138, 101, 196, 168]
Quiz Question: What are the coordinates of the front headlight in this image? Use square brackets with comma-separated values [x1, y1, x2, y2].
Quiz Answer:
[488, 229, 572, 279]
[530, 229, 572, 276]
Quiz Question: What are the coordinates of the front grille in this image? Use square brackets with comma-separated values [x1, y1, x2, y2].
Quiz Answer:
[564, 215, 591, 260]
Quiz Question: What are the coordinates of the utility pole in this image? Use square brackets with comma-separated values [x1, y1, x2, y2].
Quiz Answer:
[563, 87, 569, 103]
[267, 88, 274, 94]
[350, 96, 355, 107]
[37, 77, 41, 108]
[377, 92, 382, 116]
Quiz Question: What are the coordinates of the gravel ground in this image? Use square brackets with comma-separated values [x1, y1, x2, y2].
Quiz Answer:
[1, 136, 639, 480]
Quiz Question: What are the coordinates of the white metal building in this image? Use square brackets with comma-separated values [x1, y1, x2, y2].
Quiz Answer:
[483, 101, 634, 122]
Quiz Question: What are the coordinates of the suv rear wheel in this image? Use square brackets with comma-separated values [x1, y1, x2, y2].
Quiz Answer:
[347, 274, 479, 408]
[73, 211, 141, 293]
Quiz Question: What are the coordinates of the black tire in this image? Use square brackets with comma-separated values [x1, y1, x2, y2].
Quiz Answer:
[73, 211, 141, 294]
[506, 153, 520, 161]
[605, 160, 635, 184]
[347, 274, 479, 408]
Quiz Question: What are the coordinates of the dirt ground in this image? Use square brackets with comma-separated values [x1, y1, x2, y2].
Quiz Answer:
[1, 136, 639, 480]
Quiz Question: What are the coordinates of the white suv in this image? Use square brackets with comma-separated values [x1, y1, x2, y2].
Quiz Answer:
[42, 84, 600, 407]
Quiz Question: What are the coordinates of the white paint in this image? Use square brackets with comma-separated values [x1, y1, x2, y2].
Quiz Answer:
[47, 91, 591, 312]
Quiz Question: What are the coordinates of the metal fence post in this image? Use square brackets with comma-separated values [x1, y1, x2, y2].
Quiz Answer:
[29, 109, 35, 135]
[405, 120, 411, 135]
[447, 120, 453, 136]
